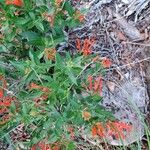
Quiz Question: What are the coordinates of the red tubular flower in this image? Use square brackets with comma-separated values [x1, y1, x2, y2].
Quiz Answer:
[76, 39, 81, 51]
[29, 83, 41, 89]
[0, 96, 15, 107]
[68, 126, 75, 139]
[96, 123, 105, 137]
[6, 0, 23, 7]
[0, 96, 16, 125]
[82, 110, 91, 121]
[0, 108, 7, 114]
[87, 75, 93, 91]
[82, 39, 92, 56]
[106, 121, 132, 140]
[29, 83, 50, 107]
[92, 125, 97, 137]
[75, 10, 85, 22]
[92, 56, 100, 62]
[92, 121, 132, 140]
[91, 122, 105, 137]
[93, 76, 102, 96]
[31, 141, 51, 150]
[47, 15, 55, 27]
[102, 58, 112, 68]
[78, 15, 85, 22]
[86, 75, 102, 96]
[93, 77, 99, 92]
[0, 75, 13, 107]
[76, 38, 95, 56]
[0, 89, 3, 98]
[55, 0, 63, 6]
[29, 83, 50, 93]
[3, 99, 11, 106]
[0, 76, 16, 125]
[44, 48, 56, 60]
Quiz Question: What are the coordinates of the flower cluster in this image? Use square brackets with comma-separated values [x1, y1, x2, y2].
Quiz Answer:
[92, 121, 132, 140]
[0, 75, 16, 124]
[101, 57, 112, 68]
[42, 13, 55, 27]
[82, 110, 91, 121]
[67, 126, 75, 139]
[5, 0, 23, 7]
[75, 10, 85, 22]
[44, 48, 56, 60]
[31, 140, 60, 150]
[84, 75, 103, 96]
[55, 0, 63, 6]
[92, 122, 105, 137]
[76, 38, 95, 56]
[28, 83, 50, 106]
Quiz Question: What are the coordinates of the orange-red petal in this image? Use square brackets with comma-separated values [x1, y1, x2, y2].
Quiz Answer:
[76, 38, 81, 51]
[6, 0, 23, 7]
[87, 75, 93, 91]
[92, 125, 97, 137]
[82, 110, 91, 121]
[102, 58, 112, 68]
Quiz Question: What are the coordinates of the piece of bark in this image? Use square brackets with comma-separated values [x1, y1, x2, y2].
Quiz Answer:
[106, 81, 116, 92]
[116, 30, 127, 41]
[113, 13, 143, 41]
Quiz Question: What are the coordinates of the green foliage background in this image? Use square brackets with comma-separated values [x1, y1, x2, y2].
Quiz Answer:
[0, 0, 114, 149]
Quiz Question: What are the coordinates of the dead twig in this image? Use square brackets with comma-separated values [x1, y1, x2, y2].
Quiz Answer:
[122, 41, 150, 47]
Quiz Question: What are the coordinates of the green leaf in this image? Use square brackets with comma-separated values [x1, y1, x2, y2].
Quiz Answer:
[29, 12, 36, 20]
[43, 118, 53, 129]
[24, 70, 35, 84]
[66, 142, 75, 150]
[10, 61, 26, 74]
[66, 18, 80, 28]
[5, 30, 16, 42]
[0, 45, 8, 52]
[15, 17, 30, 26]
[47, 134, 58, 144]
[21, 31, 39, 40]
[29, 51, 35, 63]
[10, 102, 16, 114]
[66, 68, 77, 85]
[24, 0, 33, 10]
[35, 21, 44, 32]
[92, 94, 102, 102]
[63, 1, 74, 16]
[55, 53, 65, 68]
[40, 74, 53, 82]
[21, 31, 44, 45]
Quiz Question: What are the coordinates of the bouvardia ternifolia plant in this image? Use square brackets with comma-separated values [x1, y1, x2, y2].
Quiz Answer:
[0, 0, 115, 149]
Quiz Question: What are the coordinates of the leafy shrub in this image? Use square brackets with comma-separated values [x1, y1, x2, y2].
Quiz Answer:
[0, 0, 114, 149]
